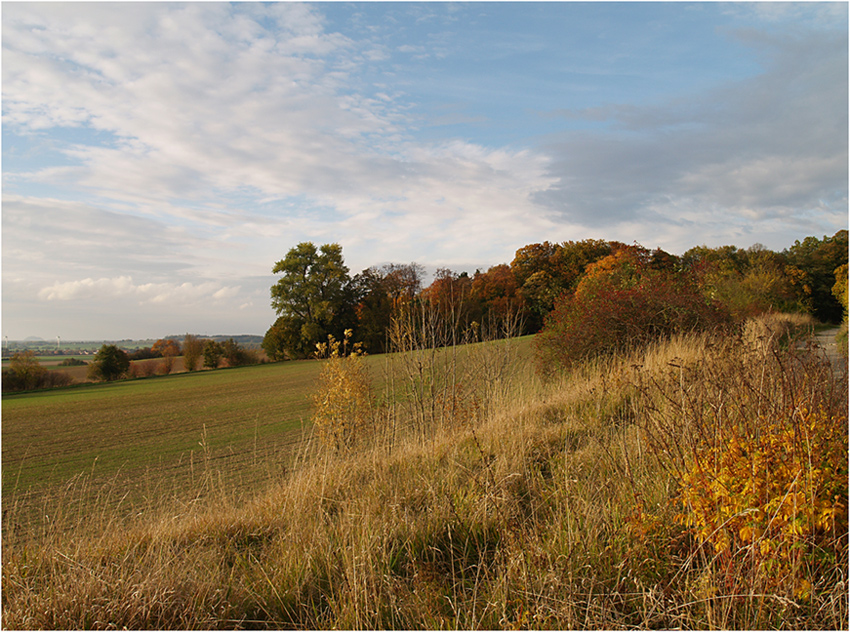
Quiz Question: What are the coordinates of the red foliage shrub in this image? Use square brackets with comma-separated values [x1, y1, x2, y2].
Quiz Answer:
[535, 250, 730, 372]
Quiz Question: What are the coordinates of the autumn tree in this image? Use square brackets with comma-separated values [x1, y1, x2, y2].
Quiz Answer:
[263, 317, 295, 362]
[183, 334, 203, 372]
[222, 337, 252, 366]
[469, 264, 528, 337]
[784, 230, 849, 323]
[535, 246, 730, 372]
[350, 263, 426, 353]
[152, 338, 180, 374]
[683, 243, 812, 321]
[511, 239, 617, 331]
[5, 350, 47, 391]
[350, 267, 394, 354]
[268, 242, 353, 359]
[833, 263, 848, 353]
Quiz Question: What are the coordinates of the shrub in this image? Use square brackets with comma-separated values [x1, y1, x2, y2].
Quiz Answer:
[2, 352, 76, 392]
[4, 350, 48, 391]
[535, 250, 729, 372]
[635, 315, 848, 607]
[221, 338, 258, 367]
[39, 370, 75, 389]
[311, 330, 373, 451]
[676, 405, 847, 597]
[58, 357, 86, 367]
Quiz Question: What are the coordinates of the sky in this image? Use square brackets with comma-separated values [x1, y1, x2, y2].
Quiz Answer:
[2, 2, 848, 341]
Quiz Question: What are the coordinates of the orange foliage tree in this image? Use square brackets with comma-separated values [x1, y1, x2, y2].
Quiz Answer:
[535, 245, 730, 372]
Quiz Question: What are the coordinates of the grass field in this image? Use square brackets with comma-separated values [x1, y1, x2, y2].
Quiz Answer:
[2, 336, 534, 525]
[2, 360, 322, 523]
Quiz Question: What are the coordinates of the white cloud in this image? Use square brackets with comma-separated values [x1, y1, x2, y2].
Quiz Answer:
[38, 276, 242, 307]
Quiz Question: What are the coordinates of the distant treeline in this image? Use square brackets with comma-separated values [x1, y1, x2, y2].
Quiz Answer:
[263, 231, 848, 361]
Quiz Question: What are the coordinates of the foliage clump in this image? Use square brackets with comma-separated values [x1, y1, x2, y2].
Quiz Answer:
[2, 351, 76, 392]
[311, 329, 373, 451]
[87, 344, 130, 382]
[535, 246, 729, 371]
[203, 339, 224, 369]
[676, 405, 848, 598]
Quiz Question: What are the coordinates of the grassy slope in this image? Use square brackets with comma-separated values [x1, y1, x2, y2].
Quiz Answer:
[2, 325, 846, 629]
[3, 336, 535, 521]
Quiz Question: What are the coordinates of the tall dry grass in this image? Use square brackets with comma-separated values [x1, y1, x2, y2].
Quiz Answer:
[2, 314, 846, 629]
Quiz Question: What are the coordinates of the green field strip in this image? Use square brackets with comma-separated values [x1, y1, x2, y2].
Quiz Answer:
[2, 361, 321, 499]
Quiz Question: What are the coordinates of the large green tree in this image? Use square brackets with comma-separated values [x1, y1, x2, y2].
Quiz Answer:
[268, 242, 352, 359]
[784, 230, 848, 323]
[87, 344, 130, 382]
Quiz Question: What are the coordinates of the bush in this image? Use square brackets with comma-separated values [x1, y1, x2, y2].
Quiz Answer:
[222, 338, 258, 367]
[535, 250, 730, 372]
[3, 350, 47, 391]
[676, 405, 847, 598]
[635, 315, 848, 608]
[58, 358, 87, 367]
[2, 351, 76, 392]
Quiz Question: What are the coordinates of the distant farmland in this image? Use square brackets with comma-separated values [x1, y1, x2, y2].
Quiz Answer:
[2, 360, 324, 521]
[2, 337, 533, 524]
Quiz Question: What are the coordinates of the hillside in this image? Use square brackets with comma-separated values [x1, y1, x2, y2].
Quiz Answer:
[2, 315, 846, 629]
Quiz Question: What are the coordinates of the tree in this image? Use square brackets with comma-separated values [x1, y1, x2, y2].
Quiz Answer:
[470, 264, 528, 335]
[87, 344, 130, 382]
[152, 338, 180, 374]
[348, 263, 426, 354]
[6, 350, 47, 390]
[535, 247, 730, 373]
[183, 334, 203, 372]
[263, 316, 295, 361]
[785, 230, 849, 323]
[152, 338, 180, 358]
[222, 337, 248, 367]
[510, 239, 616, 331]
[268, 242, 352, 359]
[203, 339, 224, 369]
[833, 263, 848, 353]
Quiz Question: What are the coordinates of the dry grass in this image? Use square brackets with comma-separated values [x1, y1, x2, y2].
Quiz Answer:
[2, 315, 846, 629]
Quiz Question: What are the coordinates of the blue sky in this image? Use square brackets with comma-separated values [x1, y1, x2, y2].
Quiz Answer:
[3, 2, 847, 340]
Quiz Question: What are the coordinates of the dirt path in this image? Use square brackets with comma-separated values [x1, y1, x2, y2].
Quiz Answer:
[812, 327, 847, 377]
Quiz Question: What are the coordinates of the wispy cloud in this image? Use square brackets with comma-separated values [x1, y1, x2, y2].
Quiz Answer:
[38, 276, 240, 305]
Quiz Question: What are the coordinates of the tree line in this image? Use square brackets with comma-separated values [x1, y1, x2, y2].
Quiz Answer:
[262, 231, 848, 362]
[2, 334, 261, 392]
